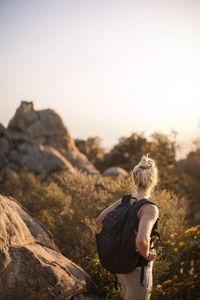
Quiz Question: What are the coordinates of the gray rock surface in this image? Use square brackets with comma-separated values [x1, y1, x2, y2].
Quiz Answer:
[17, 143, 75, 173]
[1, 101, 99, 174]
[0, 153, 8, 169]
[0, 138, 9, 154]
[0, 194, 91, 300]
[102, 166, 129, 177]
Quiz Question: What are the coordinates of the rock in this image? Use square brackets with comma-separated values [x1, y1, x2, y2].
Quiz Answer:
[7, 102, 99, 175]
[0, 138, 10, 154]
[9, 149, 19, 163]
[16, 143, 76, 173]
[0, 152, 8, 169]
[8, 101, 38, 131]
[0, 124, 11, 155]
[6, 163, 21, 172]
[0, 194, 91, 300]
[102, 166, 128, 177]
[0, 124, 10, 139]
[37, 109, 72, 148]
[8, 102, 77, 151]
[63, 150, 99, 175]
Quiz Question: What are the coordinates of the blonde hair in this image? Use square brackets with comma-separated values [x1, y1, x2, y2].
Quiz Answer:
[132, 154, 158, 191]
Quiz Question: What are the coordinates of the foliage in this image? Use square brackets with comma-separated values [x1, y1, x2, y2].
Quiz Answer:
[148, 131, 177, 170]
[74, 131, 178, 175]
[1, 125, 200, 298]
[0, 168, 134, 264]
[102, 132, 149, 171]
[0, 168, 191, 299]
[74, 136, 105, 167]
[174, 148, 200, 224]
[152, 225, 200, 300]
[85, 255, 122, 300]
[183, 149, 200, 181]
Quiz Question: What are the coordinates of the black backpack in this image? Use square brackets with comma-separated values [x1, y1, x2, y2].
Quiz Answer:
[96, 194, 160, 285]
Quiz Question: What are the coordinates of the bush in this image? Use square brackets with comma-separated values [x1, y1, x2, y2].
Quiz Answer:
[85, 255, 122, 299]
[0, 168, 191, 298]
[152, 225, 200, 300]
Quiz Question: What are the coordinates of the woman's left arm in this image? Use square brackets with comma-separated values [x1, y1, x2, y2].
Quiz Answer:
[96, 198, 122, 228]
[136, 204, 159, 259]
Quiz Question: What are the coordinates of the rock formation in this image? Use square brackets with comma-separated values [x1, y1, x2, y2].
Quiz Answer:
[0, 194, 91, 300]
[0, 101, 99, 174]
[102, 166, 129, 177]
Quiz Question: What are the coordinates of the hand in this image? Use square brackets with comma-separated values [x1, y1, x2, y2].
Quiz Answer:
[146, 249, 157, 261]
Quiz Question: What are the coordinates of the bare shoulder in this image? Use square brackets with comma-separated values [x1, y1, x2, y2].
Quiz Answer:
[138, 204, 159, 220]
[143, 204, 159, 217]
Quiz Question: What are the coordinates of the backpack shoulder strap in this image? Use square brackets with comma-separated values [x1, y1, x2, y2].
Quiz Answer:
[121, 194, 132, 204]
[132, 199, 156, 210]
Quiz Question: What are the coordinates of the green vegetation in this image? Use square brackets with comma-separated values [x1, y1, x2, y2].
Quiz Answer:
[1, 130, 200, 299]
[1, 167, 199, 299]
[75, 131, 200, 225]
[152, 225, 200, 299]
[74, 136, 105, 167]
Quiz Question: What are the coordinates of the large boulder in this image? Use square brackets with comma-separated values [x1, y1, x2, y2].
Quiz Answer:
[62, 149, 99, 175]
[3, 101, 99, 174]
[0, 138, 9, 154]
[10, 143, 75, 173]
[0, 124, 11, 155]
[8, 102, 73, 151]
[0, 152, 8, 169]
[102, 166, 128, 177]
[0, 194, 91, 300]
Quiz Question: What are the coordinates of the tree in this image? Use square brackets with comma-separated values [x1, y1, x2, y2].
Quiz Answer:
[180, 148, 200, 224]
[102, 132, 148, 171]
[148, 131, 178, 169]
[184, 149, 200, 181]
[74, 136, 105, 166]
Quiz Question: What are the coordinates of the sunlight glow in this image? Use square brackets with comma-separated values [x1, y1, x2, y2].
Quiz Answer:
[0, 0, 200, 158]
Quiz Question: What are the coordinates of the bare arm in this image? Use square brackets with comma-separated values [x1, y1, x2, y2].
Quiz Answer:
[96, 198, 122, 228]
[136, 204, 159, 260]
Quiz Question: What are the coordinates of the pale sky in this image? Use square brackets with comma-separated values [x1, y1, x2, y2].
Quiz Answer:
[1, 0, 200, 158]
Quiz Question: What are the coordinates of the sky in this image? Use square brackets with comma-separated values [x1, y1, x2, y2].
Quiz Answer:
[0, 0, 200, 158]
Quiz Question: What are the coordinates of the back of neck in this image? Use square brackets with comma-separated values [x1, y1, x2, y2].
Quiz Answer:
[132, 188, 150, 200]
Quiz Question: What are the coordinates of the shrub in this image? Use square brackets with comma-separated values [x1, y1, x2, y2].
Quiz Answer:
[85, 255, 122, 299]
[0, 168, 191, 298]
[152, 225, 200, 300]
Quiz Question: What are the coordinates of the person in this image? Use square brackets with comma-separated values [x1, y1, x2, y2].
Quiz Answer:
[96, 154, 159, 300]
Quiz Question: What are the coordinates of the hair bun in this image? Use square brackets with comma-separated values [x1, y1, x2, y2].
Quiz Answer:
[138, 155, 155, 169]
